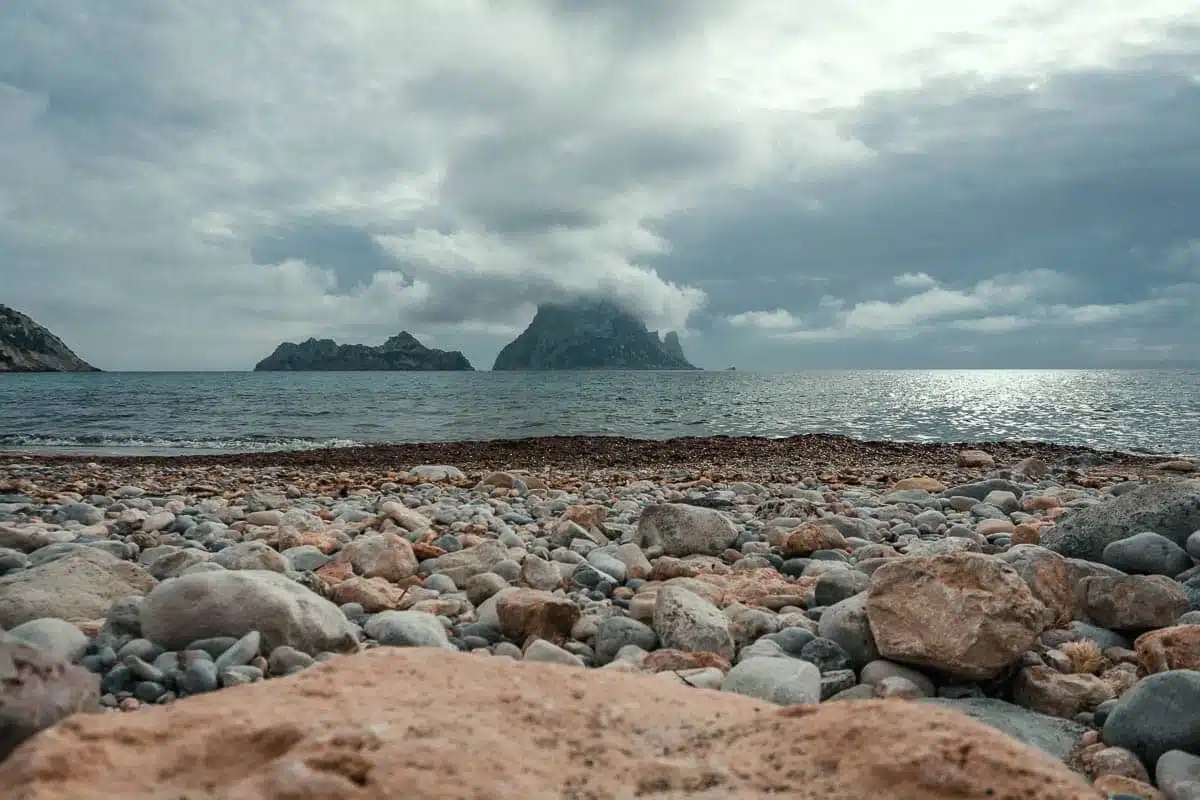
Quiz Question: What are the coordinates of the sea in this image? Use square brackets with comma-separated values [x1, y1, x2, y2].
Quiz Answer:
[0, 370, 1197, 458]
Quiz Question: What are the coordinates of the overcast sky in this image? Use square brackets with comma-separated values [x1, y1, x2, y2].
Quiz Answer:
[2, 2, 1198, 370]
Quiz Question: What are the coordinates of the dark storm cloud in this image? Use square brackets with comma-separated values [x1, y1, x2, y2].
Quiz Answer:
[653, 24, 1200, 361]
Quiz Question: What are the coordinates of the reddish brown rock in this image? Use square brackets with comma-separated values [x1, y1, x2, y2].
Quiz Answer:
[1011, 666, 1114, 719]
[0, 648, 1101, 799]
[495, 589, 581, 645]
[641, 649, 733, 673]
[1078, 575, 1190, 632]
[695, 569, 815, 610]
[0, 641, 99, 761]
[1023, 495, 1064, 512]
[998, 545, 1076, 627]
[1011, 523, 1042, 545]
[1134, 625, 1200, 675]
[562, 504, 607, 530]
[775, 522, 848, 557]
[276, 528, 341, 554]
[867, 553, 1047, 680]
[976, 519, 1016, 536]
[328, 577, 403, 613]
[314, 559, 354, 588]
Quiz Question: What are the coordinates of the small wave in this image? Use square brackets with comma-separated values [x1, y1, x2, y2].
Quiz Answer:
[0, 433, 362, 454]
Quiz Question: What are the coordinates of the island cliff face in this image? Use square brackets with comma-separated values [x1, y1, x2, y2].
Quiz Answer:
[254, 332, 474, 371]
[492, 300, 698, 370]
[0, 305, 100, 373]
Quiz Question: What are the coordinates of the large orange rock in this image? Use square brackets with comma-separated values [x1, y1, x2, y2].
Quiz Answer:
[867, 553, 1047, 680]
[1135, 625, 1200, 674]
[0, 648, 1101, 799]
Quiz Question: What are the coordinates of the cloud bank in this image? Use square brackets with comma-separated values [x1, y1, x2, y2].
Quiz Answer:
[1, 1, 1197, 369]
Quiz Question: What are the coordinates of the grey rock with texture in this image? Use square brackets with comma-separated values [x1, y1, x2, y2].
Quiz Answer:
[720, 657, 821, 706]
[816, 592, 878, 670]
[364, 611, 453, 649]
[634, 503, 739, 557]
[4, 618, 88, 663]
[1102, 531, 1194, 577]
[0, 549, 157, 628]
[1103, 670, 1200, 767]
[593, 616, 658, 665]
[921, 697, 1089, 762]
[651, 585, 734, 660]
[1043, 480, 1200, 561]
[139, 570, 357, 655]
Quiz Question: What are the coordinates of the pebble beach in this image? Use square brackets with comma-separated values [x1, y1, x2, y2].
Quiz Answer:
[1, 434, 1200, 798]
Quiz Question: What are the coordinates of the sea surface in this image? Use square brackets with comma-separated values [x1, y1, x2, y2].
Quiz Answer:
[0, 370, 1197, 457]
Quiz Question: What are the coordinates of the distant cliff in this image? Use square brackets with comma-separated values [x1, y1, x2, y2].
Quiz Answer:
[254, 332, 474, 371]
[492, 299, 698, 370]
[0, 305, 100, 373]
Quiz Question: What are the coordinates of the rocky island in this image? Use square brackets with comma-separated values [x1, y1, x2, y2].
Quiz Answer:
[0, 304, 100, 373]
[254, 332, 473, 371]
[492, 299, 698, 370]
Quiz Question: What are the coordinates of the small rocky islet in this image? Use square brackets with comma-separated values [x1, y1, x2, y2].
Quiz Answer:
[0, 444, 1197, 797]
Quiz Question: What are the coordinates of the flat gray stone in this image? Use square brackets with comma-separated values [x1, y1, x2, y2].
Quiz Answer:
[921, 698, 1088, 761]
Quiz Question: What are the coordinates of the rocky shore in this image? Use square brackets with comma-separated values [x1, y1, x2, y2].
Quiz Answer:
[0, 438, 1198, 797]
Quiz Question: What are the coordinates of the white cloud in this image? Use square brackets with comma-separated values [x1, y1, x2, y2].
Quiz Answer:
[726, 309, 801, 330]
[893, 272, 938, 290]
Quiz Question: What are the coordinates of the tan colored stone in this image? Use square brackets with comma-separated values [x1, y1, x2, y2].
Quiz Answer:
[1134, 625, 1200, 675]
[1011, 666, 1114, 719]
[999, 545, 1076, 627]
[329, 576, 403, 613]
[562, 504, 607, 530]
[1078, 745, 1150, 783]
[866, 553, 1047, 680]
[1012, 523, 1042, 545]
[1100, 663, 1140, 697]
[338, 533, 418, 583]
[1079, 575, 1190, 632]
[695, 569, 815, 610]
[775, 522, 848, 557]
[890, 477, 946, 492]
[0, 648, 1102, 800]
[1092, 775, 1163, 799]
[1154, 460, 1196, 473]
[495, 589, 581, 645]
[641, 649, 733, 673]
[1023, 495, 1064, 512]
[276, 529, 340, 554]
[956, 449, 996, 468]
[976, 519, 1015, 536]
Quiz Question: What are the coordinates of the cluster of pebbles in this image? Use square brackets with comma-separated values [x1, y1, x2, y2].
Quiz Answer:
[1, 446, 1199, 798]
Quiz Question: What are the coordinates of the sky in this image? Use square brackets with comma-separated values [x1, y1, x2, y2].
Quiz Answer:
[1, 1, 1198, 371]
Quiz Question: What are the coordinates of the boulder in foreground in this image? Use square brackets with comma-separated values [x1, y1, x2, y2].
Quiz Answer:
[0, 648, 1099, 799]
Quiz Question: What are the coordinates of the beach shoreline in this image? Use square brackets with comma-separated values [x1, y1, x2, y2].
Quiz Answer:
[0, 433, 1184, 477]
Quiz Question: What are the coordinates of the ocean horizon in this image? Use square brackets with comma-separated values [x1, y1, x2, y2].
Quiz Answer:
[1, 368, 1197, 458]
